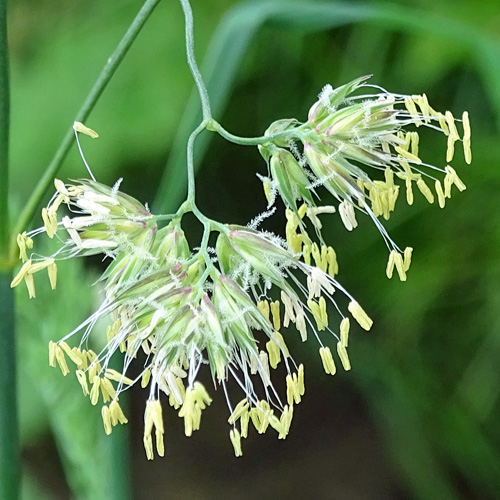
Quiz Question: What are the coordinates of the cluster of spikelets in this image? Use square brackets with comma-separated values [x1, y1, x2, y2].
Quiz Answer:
[11, 76, 470, 458]
[259, 75, 470, 280]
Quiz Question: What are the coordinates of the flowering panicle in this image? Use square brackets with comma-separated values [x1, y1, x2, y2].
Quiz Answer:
[259, 75, 471, 280]
[11, 76, 471, 459]
[12, 177, 371, 458]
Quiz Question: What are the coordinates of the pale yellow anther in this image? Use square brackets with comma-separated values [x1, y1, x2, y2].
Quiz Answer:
[143, 434, 153, 461]
[404, 96, 421, 126]
[73, 121, 99, 138]
[266, 339, 281, 369]
[307, 297, 328, 331]
[403, 247, 413, 272]
[141, 369, 151, 388]
[445, 111, 460, 139]
[48, 208, 58, 235]
[298, 203, 308, 219]
[414, 94, 431, 123]
[54, 178, 69, 196]
[109, 400, 128, 425]
[410, 131, 420, 157]
[230, 429, 243, 457]
[144, 399, 164, 459]
[90, 376, 101, 405]
[24, 273, 36, 298]
[101, 406, 112, 435]
[87, 360, 102, 381]
[76, 370, 89, 396]
[257, 300, 270, 321]
[311, 243, 321, 269]
[302, 243, 311, 266]
[270, 300, 281, 330]
[259, 350, 271, 385]
[106, 319, 121, 342]
[286, 373, 302, 405]
[71, 347, 88, 370]
[16, 232, 32, 261]
[395, 146, 422, 165]
[233, 414, 246, 441]
[340, 317, 350, 348]
[52, 343, 69, 376]
[394, 252, 407, 281]
[296, 307, 308, 342]
[327, 247, 338, 277]
[41, 208, 55, 238]
[178, 383, 212, 437]
[273, 331, 289, 358]
[446, 134, 456, 163]
[416, 178, 434, 204]
[105, 368, 133, 386]
[59, 341, 83, 366]
[384, 167, 394, 187]
[339, 200, 358, 231]
[297, 364, 305, 396]
[28, 258, 54, 275]
[462, 111, 471, 141]
[269, 414, 284, 436]
[228, 399, 249, 425]
[319, 346, 336, 375]
[405, 177, 414, 206]
[320, 245, 328, 272]
[278, 405, 294, 439]
[436, 112, 449, 135]
[281, 291, 296, 325]
[336, 342, 351, 371]
[445, 165, 466, 193]
[48, 261, 57, 290]
[462, 111, 472, 164]
[435, 180, 446, 208]
[386, 250, 396, 279]
[75, 347, 88, 370]
[10, 259, 32, 288]
[348, 300, 373, 331]
[249, 401, 269, 434]
[48, 340, 57, 368]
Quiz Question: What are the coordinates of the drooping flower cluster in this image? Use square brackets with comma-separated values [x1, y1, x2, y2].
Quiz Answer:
[258, 75, 470, 280]
[11, 77, 470, 458]
[12, 178, 371, 458]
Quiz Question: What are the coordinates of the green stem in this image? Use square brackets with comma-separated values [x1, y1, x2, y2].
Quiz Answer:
[186, 122, 207, 200]
[178, 0, 212, 121]
[0, 3, 19, 500]
[0, 274, 19, 500]
[8, 0, 162, 263]
[211, 120, 305, 146]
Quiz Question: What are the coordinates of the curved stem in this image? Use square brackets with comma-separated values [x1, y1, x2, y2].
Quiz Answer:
[8, 0, 162, 264]
[178, 0, 212, 121]
[211, 120, 307, 146]
[186, 122, 207, 201]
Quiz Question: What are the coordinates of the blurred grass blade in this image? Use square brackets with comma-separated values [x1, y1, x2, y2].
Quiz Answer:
[154, 0, 500, 213]
[0, 1, 21, 499]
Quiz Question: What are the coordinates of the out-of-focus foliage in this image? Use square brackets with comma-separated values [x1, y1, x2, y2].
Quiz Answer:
[9, 0, 500, 499]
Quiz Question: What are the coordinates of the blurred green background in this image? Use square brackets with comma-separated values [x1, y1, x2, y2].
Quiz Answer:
[7, 0, 500, 498]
